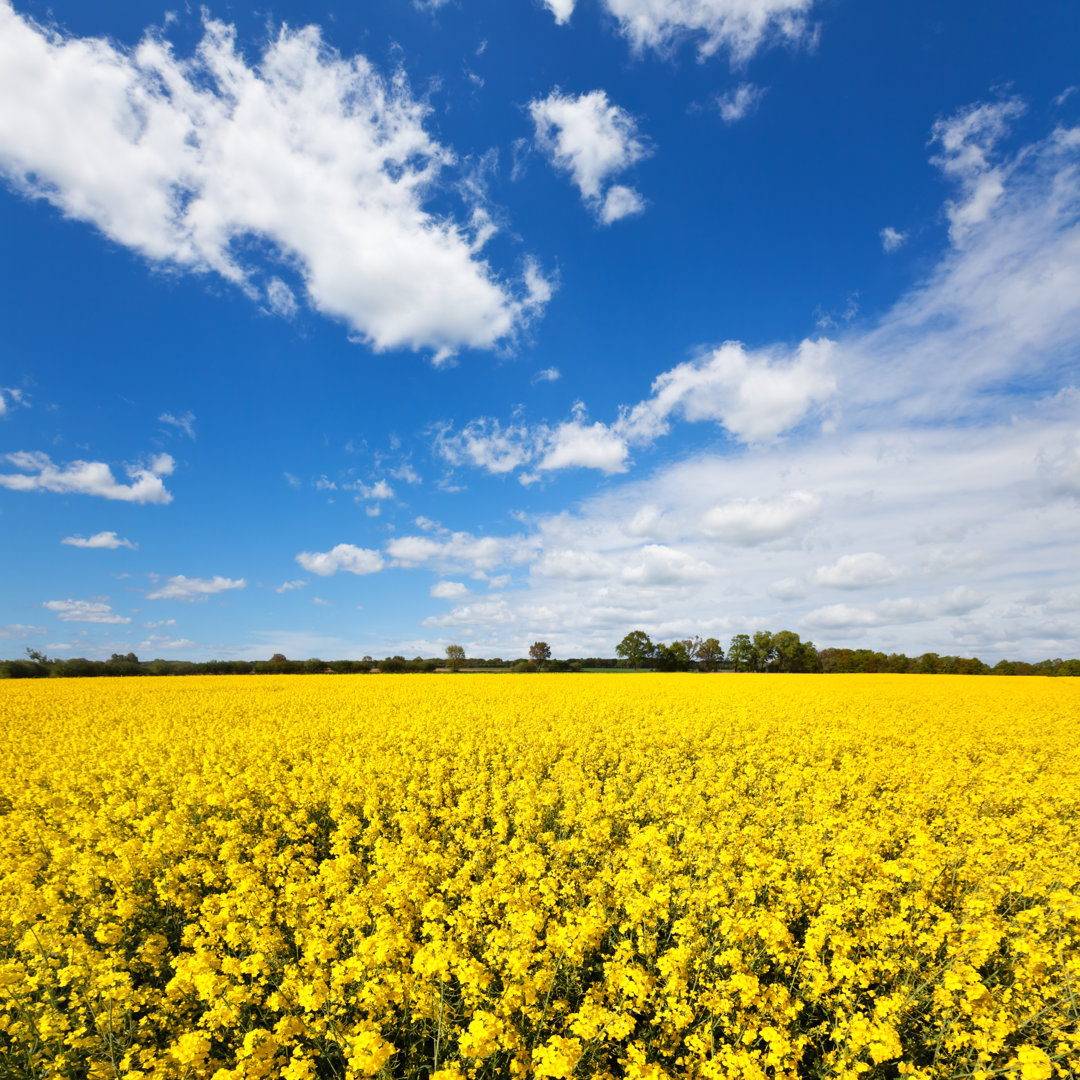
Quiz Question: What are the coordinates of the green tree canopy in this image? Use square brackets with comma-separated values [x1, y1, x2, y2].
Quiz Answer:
[616, 630, 654, 670]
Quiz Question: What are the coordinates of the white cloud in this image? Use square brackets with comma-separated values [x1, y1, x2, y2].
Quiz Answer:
[814, 552, 900, 589]
[768, 576, 806, 601]
[387, 530, 534, 572]
[536, 415, 630, 474]
[138, 633, 197, 652]
[391, 462, 422, 485]
[407, 108, 1080, 660]
[43, 599, 131, 624]
[439, 338, 837, 483]
[620, 544, 715, 585]
[146, 575, 247, 601]
[880, 226, 907, 252]
[295, 544, 385, 577]
[530, 89, 650, 224]
[930, 97, 1026, 243]
[0, 451, 174, 503]
[351, 479, 395, 500]
[61, 530, 137, 550]
[939, 586, 986, 616]
[534, 548, 617, 581]
[599, 184, 646, 223]
[0, 387, 27, 415]
[802, 587, 987, 632]
[265, 278, 298, 318]
[0, 6, 545, 360]
[532, 366, 561, 384]
[275, 579, 308, 593]
[434, 418, 538, 475]
[621, 337, 837, 444]
[542, 0, 577, 24]
[1039, 429, 1080, 500]
[701, 491, 821, 545]
[431, 580, 469, 599]
[716, 82, 766, 124]
[142, 619, 176, 628]
[159, 411, 196, 439]
[0, 623, 46, 637]
[599, 0, 817, 62]
[284, 472, 302, 489]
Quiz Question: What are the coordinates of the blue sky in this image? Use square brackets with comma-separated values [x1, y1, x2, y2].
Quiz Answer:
[1, 0, 1078, 662]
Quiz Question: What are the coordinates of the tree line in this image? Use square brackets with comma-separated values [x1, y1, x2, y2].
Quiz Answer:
[3, 633, 1079, 678]
[613, 629, 1080, 675]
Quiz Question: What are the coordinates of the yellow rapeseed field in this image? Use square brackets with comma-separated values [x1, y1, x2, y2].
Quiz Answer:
[1, 674, 1077, 1080]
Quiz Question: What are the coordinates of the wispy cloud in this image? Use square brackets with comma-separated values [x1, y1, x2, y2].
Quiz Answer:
[159, 411, 196, 439]
[716, 82, 766, 124]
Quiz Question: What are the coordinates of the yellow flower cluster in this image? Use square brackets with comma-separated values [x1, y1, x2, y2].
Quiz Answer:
[1, 674, 1077, 1080]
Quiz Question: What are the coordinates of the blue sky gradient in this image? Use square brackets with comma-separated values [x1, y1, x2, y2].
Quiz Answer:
[1, 0, 1078, 661]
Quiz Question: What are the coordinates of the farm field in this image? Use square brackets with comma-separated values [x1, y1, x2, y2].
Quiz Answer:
[1, 674, 1078, 1080]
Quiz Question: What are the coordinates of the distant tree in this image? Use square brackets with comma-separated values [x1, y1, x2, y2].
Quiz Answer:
[751, 631, 775, 672]
[269, 653, 287, 663]
[770, 631, 817, 673]
[616, 630, 654, 670]
[654, 640, 691, 671]
[529, 641, 552, 670]
[697, 637, 724, 672]
[728, 634, 754, 671]
[445, 644, 466, 672]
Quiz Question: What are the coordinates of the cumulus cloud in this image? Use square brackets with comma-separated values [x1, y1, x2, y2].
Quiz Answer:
[534, 548, 617, 581]
[61, 531, 137, 550]
[387, 530, 534, 572]
[146, 575, 247, 600]
[542, 0, 577, 24]
[532, 367, 561, 384]
[536, 414, 630, 474]
[0, 451, 174, 503]
[0, 6, 545, 360]
[701, 491, 821, 545]
[620, 544, 715, 585]
[295, 544, 384, 577]
[599, 0, 817, 61]
[431, 580, 469, 599]
[716, 82, 766, 124]
[813, 552, 900, 589]
[43, 599, 131, 624]
[530, 89, 650, 223]
[620, 337, 837, 444]
[437, 338, 836, 482]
